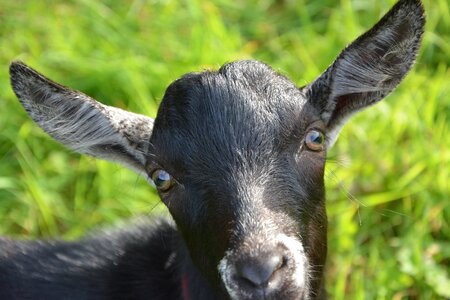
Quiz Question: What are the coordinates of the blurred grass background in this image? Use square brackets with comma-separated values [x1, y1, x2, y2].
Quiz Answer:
[0, 0, 448, 298]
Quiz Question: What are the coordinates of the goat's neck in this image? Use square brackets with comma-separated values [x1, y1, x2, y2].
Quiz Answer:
[172, 228, 219, 300]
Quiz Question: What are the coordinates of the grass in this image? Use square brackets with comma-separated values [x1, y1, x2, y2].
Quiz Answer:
[0, 0, 448, 298]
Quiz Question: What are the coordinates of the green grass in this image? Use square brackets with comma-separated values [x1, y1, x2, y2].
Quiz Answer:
[0, 0, 448, 298]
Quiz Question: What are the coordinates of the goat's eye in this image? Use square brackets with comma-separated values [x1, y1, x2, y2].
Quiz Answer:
[151, 169, 174, 192]
[305, 130, 325, 151]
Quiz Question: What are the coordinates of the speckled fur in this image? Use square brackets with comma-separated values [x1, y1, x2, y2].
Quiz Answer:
[9, 62, 154, 174]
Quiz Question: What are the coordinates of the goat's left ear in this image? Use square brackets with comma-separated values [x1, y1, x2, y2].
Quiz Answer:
[305, 0, 425, 147]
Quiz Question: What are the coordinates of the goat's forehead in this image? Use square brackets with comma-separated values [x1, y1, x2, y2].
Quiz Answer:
[157, 61, 310, 133]
[151, 61, 314, 171]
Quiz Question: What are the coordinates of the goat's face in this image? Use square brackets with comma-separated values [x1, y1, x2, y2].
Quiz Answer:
[150, 61, 327, 298]
[9, 0, 424, 299]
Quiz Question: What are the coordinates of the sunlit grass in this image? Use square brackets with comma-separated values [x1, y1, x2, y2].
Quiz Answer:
[0, 0, 448, 298]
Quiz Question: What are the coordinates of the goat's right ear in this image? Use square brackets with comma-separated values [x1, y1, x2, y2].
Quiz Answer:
[9, 61, 154, 175]
[305, 0, 425, 147]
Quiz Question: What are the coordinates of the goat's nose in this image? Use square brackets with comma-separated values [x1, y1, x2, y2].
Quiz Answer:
[235, 254, 284, 288]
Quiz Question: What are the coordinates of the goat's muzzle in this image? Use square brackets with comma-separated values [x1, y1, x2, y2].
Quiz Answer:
[218, 234, 307, 300]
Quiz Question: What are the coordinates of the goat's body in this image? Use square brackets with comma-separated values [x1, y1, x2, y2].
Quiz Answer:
[0, 219, 216, 300]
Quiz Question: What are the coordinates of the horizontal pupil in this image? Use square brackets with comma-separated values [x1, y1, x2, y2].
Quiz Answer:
[155, 178, 166, 186]
[152, 170, 172, 188]
[310, 132, 322, 144]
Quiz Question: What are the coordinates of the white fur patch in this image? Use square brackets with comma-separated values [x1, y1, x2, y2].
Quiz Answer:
[276, 234, 308, 291]
[218, 253, 241, 300]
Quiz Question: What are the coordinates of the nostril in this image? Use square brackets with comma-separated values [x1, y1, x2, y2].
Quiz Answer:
[235, 254, 285, 288]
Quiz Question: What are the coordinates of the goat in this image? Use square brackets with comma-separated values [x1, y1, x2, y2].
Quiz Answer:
[1, 0, 425, 299]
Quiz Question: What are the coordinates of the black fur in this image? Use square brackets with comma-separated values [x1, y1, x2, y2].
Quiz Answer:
[0, 220, 216, 300]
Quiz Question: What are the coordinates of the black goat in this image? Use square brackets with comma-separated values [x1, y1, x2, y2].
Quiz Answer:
[1, 0, 425, 299]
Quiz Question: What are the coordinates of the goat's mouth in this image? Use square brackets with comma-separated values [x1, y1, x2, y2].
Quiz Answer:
[218, 234, 308, 300]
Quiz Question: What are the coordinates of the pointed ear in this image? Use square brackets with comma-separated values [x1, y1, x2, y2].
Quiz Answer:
[305, 0, 425, 147]
[9, 61, 154, 175]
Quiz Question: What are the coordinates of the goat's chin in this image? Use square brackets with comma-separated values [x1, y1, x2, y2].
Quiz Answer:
[220, 281, 308, 300]
[227, 286, 307, 300]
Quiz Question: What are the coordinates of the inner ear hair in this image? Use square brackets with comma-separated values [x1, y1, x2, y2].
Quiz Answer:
[305, 0, 425, 147]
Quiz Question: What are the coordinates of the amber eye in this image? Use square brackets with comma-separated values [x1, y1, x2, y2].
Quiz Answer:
[151, 169, 174, 192]
[305, 130, 325, 151]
